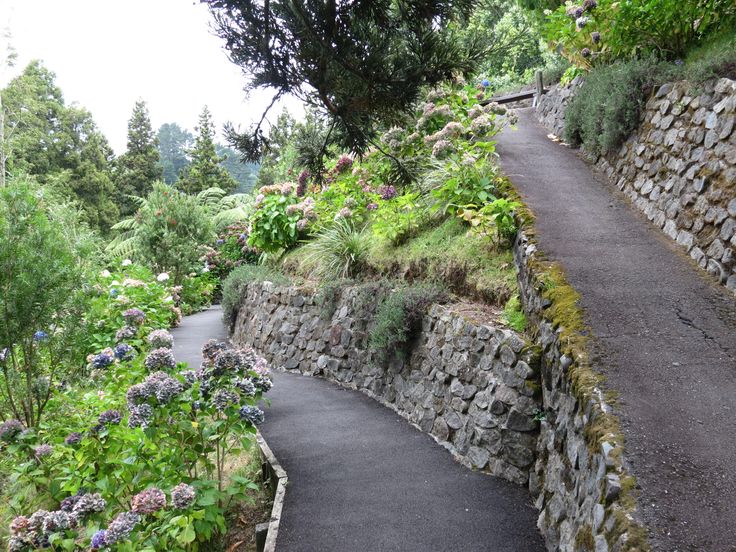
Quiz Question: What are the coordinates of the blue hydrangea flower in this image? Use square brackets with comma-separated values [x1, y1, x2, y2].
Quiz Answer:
[109, 288, 119, 297]
[91, 529, 108, 549]
[114, 343, 135, 361]
[239, 406, 265, 425]
[480, 79, 490, 87]
[33, 331, 49, 342]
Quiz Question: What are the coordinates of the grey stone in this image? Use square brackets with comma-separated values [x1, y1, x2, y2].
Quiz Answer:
[593, 503, 605, 532]
[432, 417, 449, 441]
[505, 409, 537, 432]
[467, 446, 490, 469]
[595, 534, 609, 552]
[676, 231, 695, 251]
[705, 111, 718, 129]
[728, 199, 736, 218]
[605, 474, 622, 504]
[445, 410, 464, 430]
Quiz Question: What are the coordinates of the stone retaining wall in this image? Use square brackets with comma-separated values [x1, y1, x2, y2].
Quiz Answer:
[232, 283, 542, 485]
[514, 231, 646, 551]
[537, 76, 736, 294]
[536, 76, 584, 137]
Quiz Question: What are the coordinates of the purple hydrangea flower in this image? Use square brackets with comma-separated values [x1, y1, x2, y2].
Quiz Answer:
[131, 488, 166, 515]
[170, 483, 196, 509]
[34, 444, 53, 458]
[335, 155, 353, 173]
[115, 326, 137, 341]
[253, 375, 273, 393]
[122, 308, 146, 325]
[581, 47, 592, 58]
[92, 348, 115, 369]
[0, 419, 24, 442]
[41, 510, 72, 533]
[0, 347, 8, 362]
[582, 0, 597, 9]
[60, 495, 82, 513]
[378, 185, 398, 200]
[216, 239, 225, 246]
[235, 378, 256, 397]
[296, 169, 310, 197]
[202, 339, 229, 362]
[9, 515, 31, 535]
[366, 202, 378, 211]
[105, 511, 139, 544]
[72, 493, 106, 517]
[91, 529, 108, 549]
[114, 343, 135, 361]
[239, 405, 265, 425]
[98, 410, 122, 426]
[213, 349, 245, 375]
[128, 404, 154, 429]
[147, 329, 174, 349]
[212, 389, 240, 411]
[591, 31, 601, 43]
[144, 348, 176, 371]
[64, 432, 83, 446]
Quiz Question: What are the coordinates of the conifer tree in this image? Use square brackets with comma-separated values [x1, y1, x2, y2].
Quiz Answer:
[116, 100, 161, 216]
[157, 122, 193, 184]
[177, 106, 236, 195]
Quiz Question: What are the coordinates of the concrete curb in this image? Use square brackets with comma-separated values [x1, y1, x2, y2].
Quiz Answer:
[256, 429, 288, 552]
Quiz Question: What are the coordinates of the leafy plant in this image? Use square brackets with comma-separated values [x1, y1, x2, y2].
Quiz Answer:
[369, 284, 448, 361]
[303, 219, 369, 280]
[0, 179, 96, 427]
[371, 192, 426, 246]
[221, 265, 289, 328]
[247, 187, 302, 253]
[458, 197, 522, 247]
[502, 295, 527, 332]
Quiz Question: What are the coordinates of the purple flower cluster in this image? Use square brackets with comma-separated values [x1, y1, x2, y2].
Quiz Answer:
[202, 339, 229, 363]
[378, 185, 397, 200]
[122, 308, 146, 325]
[148, 329, 174, 349]
[115, 325, 137, 341]
[105, 511, 140, 544]
[98, 409, 122, 427]
[128, 404, 154, 429]
[128, 371, 184, 407]
[235, 378, 256, 397]
[212, 389, 240, 411]
[296, 169, 310, 197]
[253, 375, 273, 393]
[91, 529, 108, 549]
[34, 444, 53, 458]
[170, 483, 196, 509]
[335, 155, 353, 173]
[64, 432, 83, 446]
[92, 348, 115, 369]
[238, 405, 265, 425]
[0, 419, 24, 442]
[131, 487, 166, 515]
[114, 343, 135, 361]
[144, 347, 176, 371]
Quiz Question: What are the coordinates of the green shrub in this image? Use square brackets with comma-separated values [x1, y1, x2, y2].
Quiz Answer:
[369, 284, 448, 361]
[303, 218, 369, 280]
[0, 179, 96, 426]
[564, 58, 666, 155]
[247, 184, 302, 253]
[221, 265, 289, 328]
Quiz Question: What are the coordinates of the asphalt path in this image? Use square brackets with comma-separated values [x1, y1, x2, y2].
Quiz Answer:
[496, 108, 736, 552]
[171, 306, 544, 552]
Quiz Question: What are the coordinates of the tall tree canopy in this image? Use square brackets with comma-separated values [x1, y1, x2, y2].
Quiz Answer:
[1, 61, 118, 232]
[157, 122, 193, 184]
[204, 0, 483, 159]
[115, 100, 161, 217]
[177, 106, 237, 195]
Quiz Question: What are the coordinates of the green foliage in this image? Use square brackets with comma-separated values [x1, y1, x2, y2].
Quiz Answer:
[109, 183, 213, 285]
[303, 218, 369, 280]
[207, 0, 484, 158]
[370, 192, 426, 246]
[458, 197, 522, 246]
[0, 178, 96, 426]
[369, 284, 448, 361]
[217, 144, 259, 193]
[543, 0, 736, 68]
[116, 100, 162, 217]
[2, 61, 119, 233]
[157, 122, 193, 185]
[428, 151, 500, 217]
[177, 106, 237, 195]
[247, 187, 302, 253]
[564, 58, 666, 155]
[221, 265, 289, 328]
[368, 217, 518, 305]
[178, 272, 218, 316]
[502, 295, 527, 332]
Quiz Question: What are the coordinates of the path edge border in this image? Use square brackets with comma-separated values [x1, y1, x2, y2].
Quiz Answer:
[256, 429, 288, 552]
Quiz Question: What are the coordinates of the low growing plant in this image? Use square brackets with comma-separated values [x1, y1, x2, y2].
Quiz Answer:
[303, 218, 369, 280]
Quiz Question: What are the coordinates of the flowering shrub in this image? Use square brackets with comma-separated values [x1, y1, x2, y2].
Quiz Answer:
[205, 222, 259, 283]
[247, 183, 303, 253]
[1, 322, 273, 550]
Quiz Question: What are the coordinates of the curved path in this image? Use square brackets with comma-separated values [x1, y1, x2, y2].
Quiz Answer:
[171, 306, 544, 552]
[497, 108, 736, 552]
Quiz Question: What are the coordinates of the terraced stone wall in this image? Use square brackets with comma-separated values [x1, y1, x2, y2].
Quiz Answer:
[514, 231, 647, 552]
[231, 282, 542, 486]
[538, 76, 736, 295]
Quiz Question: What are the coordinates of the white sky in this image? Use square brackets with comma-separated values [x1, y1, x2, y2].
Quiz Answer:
[0, 0, 303, 154]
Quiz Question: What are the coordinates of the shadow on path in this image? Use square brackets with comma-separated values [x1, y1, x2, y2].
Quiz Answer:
[497, 108, 736, 552]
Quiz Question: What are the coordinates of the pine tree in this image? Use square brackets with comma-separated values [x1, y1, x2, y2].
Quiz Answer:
[116, 100, 161, 217]
[157, 122, 193, 184]
[177, 106, 236, 195]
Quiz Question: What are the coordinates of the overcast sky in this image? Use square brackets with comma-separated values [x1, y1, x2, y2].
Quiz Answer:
[0, 0, 303, 154]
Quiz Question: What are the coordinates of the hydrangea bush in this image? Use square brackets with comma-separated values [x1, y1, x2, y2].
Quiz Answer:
[0, 319, 272, 550]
